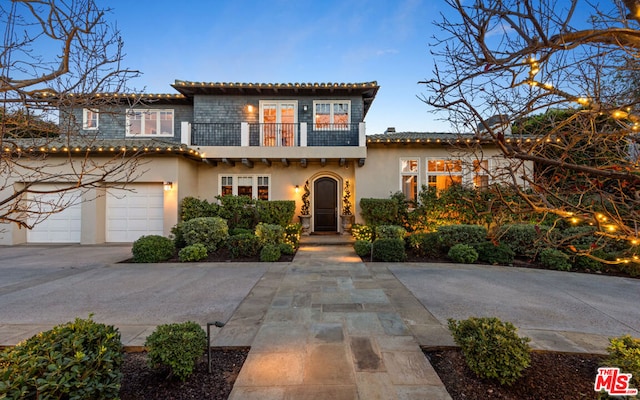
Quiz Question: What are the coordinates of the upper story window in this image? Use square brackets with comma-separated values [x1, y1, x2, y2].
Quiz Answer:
[126, 109, 174, 137]
[427, 159, 463, 191]
[313, 100, 350, 130]
[400, 159, 419, 203]
[82, 108, 99, 130]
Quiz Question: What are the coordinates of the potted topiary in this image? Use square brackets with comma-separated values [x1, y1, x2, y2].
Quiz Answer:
[340, 180, 354, 234]
[299, 180, 311, 235]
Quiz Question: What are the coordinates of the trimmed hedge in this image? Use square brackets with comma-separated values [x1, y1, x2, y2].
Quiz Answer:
[375, 225, 406, 240]
[354, 240, 372, 257]
[448, 243, 479, 264]
[255, 223, 285, 245]
[360, 198, 399, 226]
[260, 244, 281, 262]
[178, 243, 208, 262]
[474, 241, 515, 265]
[372, 238, 407, 262]
[407, 232, 443, 258]
[180, 196, 218, 222]
[181, 216, 229, 252]
[495, 224, 550, 258]
[256, 200, 295, 227]
[437, 225, 488, 250]
[132, 235, 175, 263]
[538, 248, 571, 271]
[227, 233, 261, 259]
[0, 316, 123, 399]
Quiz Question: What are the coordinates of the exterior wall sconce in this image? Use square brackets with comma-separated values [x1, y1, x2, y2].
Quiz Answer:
[302, 105, 308, 112]
[295, 185, 300, 194]
[163, 181, 173, 191]
[246, 104, 254, 112]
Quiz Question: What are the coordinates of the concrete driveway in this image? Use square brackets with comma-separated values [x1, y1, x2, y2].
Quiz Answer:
[0, 245, 268, 347]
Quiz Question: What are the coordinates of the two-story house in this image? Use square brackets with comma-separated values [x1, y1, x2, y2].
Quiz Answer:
[0, 80, 532, 245]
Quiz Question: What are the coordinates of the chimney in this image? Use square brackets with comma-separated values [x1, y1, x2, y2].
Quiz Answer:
[385, 127, 396, 134]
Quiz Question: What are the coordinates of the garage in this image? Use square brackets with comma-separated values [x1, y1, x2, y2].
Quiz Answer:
[26, 188, 82, 243]
[106, 183, 164, 242]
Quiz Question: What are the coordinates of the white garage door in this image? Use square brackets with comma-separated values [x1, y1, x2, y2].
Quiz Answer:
[106, 183, 164, 242]
[27, 188, 82, 243]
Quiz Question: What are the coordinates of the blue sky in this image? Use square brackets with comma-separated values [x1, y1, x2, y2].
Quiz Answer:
[107, 0, 452, 134]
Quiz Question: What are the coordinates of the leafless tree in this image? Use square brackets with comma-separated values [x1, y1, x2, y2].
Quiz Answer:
[421, 0, 640, 263]
[0, 0, 141, 230]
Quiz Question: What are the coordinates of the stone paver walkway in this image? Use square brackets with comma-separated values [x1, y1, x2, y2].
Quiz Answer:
[214, 237, 452, 399]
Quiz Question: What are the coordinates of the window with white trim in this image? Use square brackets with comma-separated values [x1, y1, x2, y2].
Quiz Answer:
[400, 159, 419, 202]
[313, 100, 350, 130]
[82, 108, 99, 130]
[427, 159, 463, 191]
[473, 160, 489, 189]
[219, 175, 271, 199]
[126, 109, 174, 137]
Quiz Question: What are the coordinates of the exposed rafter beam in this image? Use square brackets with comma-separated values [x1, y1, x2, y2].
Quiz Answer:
[261, 158, 271, 167]
[339, 158, 346, 167]
[203, 158, 217, 167]
[358, 158, 366, 167]
[242, 158, 254, 168]
[221, 158, 235, 166]
[281, 158, 289, 167]
[320, 158, 326, 167]
[300, 158, 307, 168]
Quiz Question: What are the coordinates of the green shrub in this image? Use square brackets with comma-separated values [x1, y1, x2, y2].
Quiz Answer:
[408, 232, 443, 258]
[279, 242, 296, 255]
[229, 227, 253, 236]
[437, 225, 488, 250]
[571, 251, 605, 271]
[178, 243, 208, 262]
[375, 225, 406, 240]
[256, 200, 295, 227]
[0, 316, 123, 399]
[216, 195, 258, 230]
[539, 248, 572, 271]
[180, 196, 218, 221]
[181, 217, 229, 252]
[260, 244, 282, 262]
[474, 242, 515, 265]
[284, 223, 302, 248]
[255, 223, 285, 245]
[132, 235, 175, 263]
[495, 224, 550, 258]
[448, 317, 531, 386]
[448, 243, 479, 264]
[354, 240, 372, 257]
[227, 233, 261, 258]
[372, 238, 407, 262]
[145, 321, 207, 381]
[352, 224, 374, 241]
[360, 198, 399, 226]
[171, 222, 187, 249]
[603, 335, 640, 392]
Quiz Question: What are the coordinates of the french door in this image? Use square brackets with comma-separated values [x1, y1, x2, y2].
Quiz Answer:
[260, 101, 297, 146]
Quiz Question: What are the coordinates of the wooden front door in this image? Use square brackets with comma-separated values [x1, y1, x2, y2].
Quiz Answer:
[314, 177, 337, 232]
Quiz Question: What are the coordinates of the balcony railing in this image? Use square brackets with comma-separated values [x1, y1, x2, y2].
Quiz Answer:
[189, 122, 363, 147]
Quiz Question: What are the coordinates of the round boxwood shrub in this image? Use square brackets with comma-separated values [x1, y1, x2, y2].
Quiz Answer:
[437, 224, 487, 250]
[181, 216, 229, 252]
[255, 223, 285, 245]
[375, 225, 406, 240]
[279, 242, 295, 255]
[132, 235, 175, 263]
[226, 233, 261, 258]
[0, 316, 123, 399]
[539, 248, 572, 271]
[448, 243, 479, 264]
[448, 317, 531, 386]
[372, 238, 407, 262]
[178, 243, 208, 262]
[354, 240, 372, 257]
[260, 243, 281, 262]
[145, 321, 207, 381]
[474, 241, 515, 265]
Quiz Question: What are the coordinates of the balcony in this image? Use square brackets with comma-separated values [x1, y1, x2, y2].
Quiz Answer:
[182, 122, 367, 166]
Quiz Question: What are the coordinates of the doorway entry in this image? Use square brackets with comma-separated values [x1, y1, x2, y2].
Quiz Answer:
[313, 177, 337, 232]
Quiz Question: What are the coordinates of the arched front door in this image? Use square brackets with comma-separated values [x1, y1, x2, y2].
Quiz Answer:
[314, 177, 337, 232]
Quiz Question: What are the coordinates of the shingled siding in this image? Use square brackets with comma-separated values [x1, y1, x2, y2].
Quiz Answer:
[65, 104, 193, 142]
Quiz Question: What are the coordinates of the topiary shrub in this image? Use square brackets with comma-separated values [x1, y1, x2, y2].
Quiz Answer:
[178, 243, 208, 262]
[539, 248, 572, 271]
[279, 242, 295, 255]
[372, 238, 407, 262]
[408, 232, 443, 258]
[448, 317, 531, 386]
[495, 224, 550, 258]
[474, 241, 515, 265]
[354, 240, 372, 257]
[260, 243, 281, 262]
[437, 224, 488, 250]
[132, 235, 175, 263]
[448, 243, 479, 264]
[375, 225, 406, 240]
[226, 233, 261, 259]
[255, 223, 285, 245]
[145, 321, 207, 381]
[602, 335, 640, 394]
[0, 316, 123, 399]
[181, 217, 229, 253]
[352, 224, 374, 241]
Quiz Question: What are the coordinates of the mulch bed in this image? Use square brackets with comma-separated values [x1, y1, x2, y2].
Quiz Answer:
[425, 348, 607, 400]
